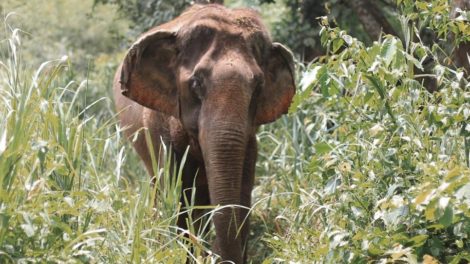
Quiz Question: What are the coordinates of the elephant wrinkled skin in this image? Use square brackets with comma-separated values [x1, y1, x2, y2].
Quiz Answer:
[114, 4, 295, 263]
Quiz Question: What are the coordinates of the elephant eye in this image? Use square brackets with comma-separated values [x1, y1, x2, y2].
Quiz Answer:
[189, 76, 204, 100]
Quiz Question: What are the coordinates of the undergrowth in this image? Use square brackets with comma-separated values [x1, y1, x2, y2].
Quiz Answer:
[0, 0, 469, 263]
[254, 2, 470, 263]
[0, 23, 215, 263]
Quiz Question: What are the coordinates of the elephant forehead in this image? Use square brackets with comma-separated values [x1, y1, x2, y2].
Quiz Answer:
[180, 7, 268, 39]
[233, 16, 263, 33]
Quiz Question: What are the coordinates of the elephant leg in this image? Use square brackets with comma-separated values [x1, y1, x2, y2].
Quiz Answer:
[124, 110, 170, 179]
[178, 181, 210, 235]
[125, 128, 162, 178]
[189, 184, 210, 236]
[240, 137, 257, 262]
[176, 157, 211, 262]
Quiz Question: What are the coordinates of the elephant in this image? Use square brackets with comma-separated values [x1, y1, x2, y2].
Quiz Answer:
[114, 3, 295, 263]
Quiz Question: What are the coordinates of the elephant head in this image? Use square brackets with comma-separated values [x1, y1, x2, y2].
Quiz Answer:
[118, 4, 295, 263]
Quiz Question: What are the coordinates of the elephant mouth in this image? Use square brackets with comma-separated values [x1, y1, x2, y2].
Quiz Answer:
[188, 137, 204, 164]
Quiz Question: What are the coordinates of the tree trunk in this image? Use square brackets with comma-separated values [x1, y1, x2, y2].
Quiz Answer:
[348, 0, 397, 40]
[451, 0, 470, 74]
[301, 0, 328, 61]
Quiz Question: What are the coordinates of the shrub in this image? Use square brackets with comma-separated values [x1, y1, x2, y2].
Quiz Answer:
[256, 4, 470, 263]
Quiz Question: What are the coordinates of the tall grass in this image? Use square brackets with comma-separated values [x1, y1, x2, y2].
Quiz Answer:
[0, 22, 216, 263]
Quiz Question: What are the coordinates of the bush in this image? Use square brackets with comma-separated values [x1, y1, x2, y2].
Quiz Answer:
[255, 5, 470, 263]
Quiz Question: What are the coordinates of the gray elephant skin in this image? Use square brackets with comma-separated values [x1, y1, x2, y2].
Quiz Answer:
[114, 4, 296, 263]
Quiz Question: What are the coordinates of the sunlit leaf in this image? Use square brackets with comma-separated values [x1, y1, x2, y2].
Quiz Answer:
[314, 142, 332, 155]
[414, 189, 432, 205]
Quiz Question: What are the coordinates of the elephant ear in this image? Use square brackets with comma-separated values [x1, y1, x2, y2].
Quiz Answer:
[119, 30, 179, 116]
[255, 43, 296, 125]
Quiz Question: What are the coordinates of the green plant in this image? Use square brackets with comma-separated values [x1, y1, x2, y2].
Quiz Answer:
[255, 6, 469, 264]
[0, 22, 215, 263]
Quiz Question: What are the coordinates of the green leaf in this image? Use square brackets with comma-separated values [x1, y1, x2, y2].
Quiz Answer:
[428, 238, 444, 257]
[415, 2, 428, 10]
[380, 37, 398, 67]
[425, 199, 438, 221]
[363, 91, 374, 104]
[409, 234, 428, 247]
[332, 38, 344, 53]
[445, 167, 461, 181]
[403, 51, 423, 70]
[368, 243, 384, 256]
[365, 75, 385, 99]
[414, 189, 431, 205]
[289, 90, 309, 113]
[439, 205, 453, 228]
[318, 66, 330, 97]
[315, 142, 332, 155]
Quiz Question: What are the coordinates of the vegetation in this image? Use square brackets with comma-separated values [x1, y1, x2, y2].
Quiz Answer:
[0, 0, 469, 263]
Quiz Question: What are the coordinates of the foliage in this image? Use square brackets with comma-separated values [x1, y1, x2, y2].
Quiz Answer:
[399, 0, 470, 45]
[0, 27, 216, 263]
[256, 0, 397, 59]
[255, 6, 470, 264]
[0, 0, 129, 70]
[94, 0, 191, 35]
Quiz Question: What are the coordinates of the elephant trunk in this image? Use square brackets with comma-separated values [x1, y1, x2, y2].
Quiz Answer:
[200, 114, 249, 263]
